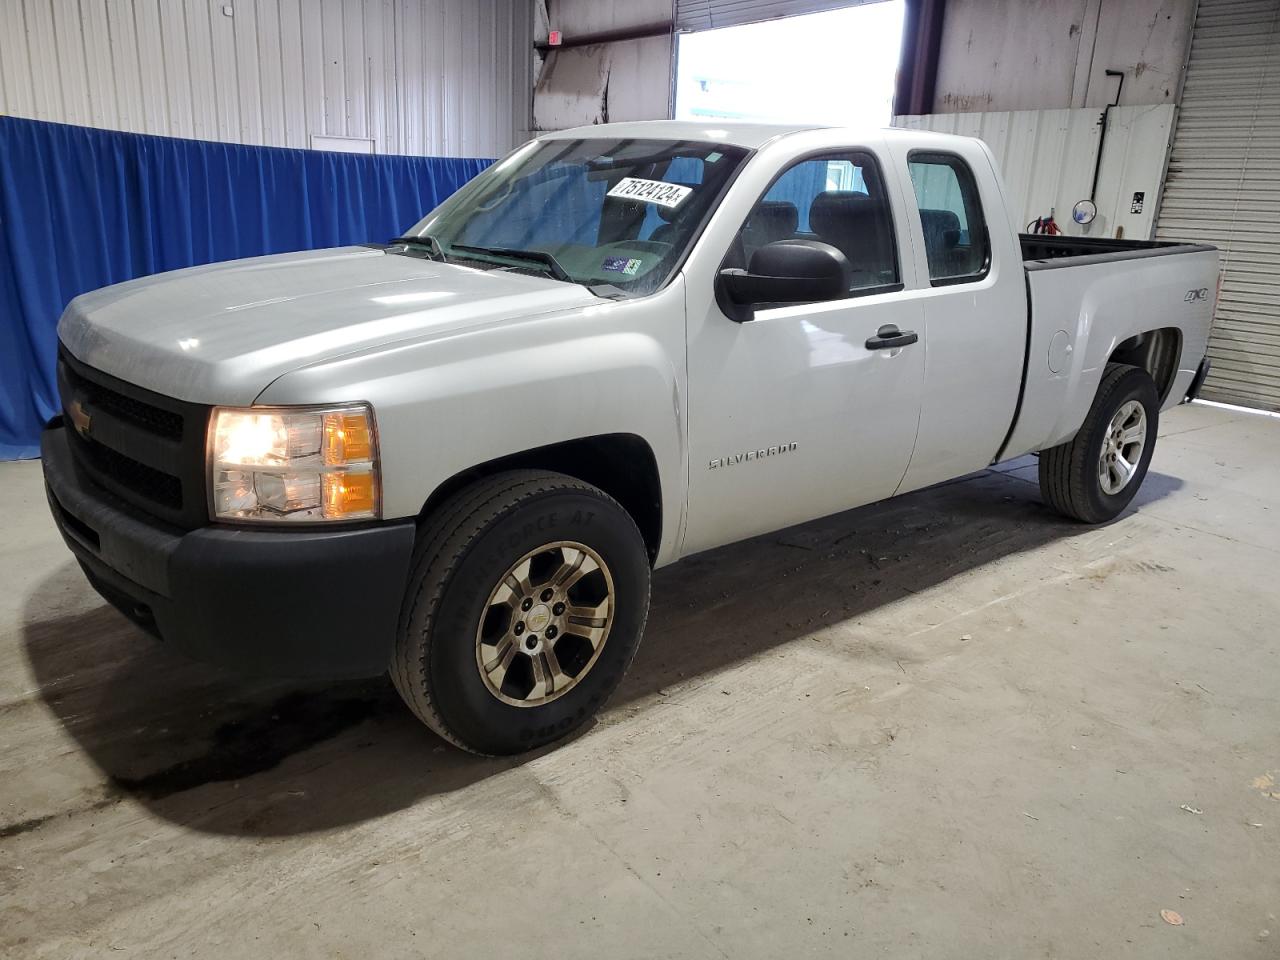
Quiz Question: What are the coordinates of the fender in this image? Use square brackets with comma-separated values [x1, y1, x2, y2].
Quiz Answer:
[255, 280, 690, 565]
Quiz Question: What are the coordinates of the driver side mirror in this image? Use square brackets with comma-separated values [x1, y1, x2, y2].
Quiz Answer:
[717, 239, 851, 323]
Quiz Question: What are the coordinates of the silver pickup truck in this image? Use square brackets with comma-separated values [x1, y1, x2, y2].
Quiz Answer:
[42, 121, 1217, 754]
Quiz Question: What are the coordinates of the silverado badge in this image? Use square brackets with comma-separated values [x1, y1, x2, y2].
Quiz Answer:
[709, 441, 797, 470]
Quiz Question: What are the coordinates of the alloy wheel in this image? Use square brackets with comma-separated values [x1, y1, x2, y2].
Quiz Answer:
[474, 542, 615, 707]
[1098, 399, 1147, 495]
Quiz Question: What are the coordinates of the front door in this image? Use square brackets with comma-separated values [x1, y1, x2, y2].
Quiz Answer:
[682, 150, 926, 556]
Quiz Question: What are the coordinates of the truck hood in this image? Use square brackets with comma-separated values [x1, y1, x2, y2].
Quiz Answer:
[58, 246, 594, 405]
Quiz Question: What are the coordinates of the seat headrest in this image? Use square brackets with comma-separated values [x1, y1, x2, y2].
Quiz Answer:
[745, 200, 799, 239]
[920, 208, 962, 249]
[654, 185, 700, 222]
[808, 191, 874, 238]
[806, 190, 896, 285]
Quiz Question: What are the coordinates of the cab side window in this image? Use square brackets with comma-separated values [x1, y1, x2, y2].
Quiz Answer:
[907, 153, 990, 284]
[729, 152, 899, 295]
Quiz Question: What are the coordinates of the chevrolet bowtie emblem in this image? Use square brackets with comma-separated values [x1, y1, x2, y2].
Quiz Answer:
[68, 399, 92, 437]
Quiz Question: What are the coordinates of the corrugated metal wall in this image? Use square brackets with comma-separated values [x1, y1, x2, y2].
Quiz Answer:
[1156, 0, 1280, 411]
[0, 0, 533, 157]
[894, 106, 1177, 242]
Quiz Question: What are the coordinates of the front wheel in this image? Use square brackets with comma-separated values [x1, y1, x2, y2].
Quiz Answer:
[1039, 363, 1159, 523]
[390, 470, 651, 755]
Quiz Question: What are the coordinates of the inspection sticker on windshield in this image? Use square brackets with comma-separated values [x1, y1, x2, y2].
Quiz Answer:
[606, 177, 693, 209]
[601, 256, 644, 276]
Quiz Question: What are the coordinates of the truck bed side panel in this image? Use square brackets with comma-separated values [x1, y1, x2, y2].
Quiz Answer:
[1002, 247, 1217, 458]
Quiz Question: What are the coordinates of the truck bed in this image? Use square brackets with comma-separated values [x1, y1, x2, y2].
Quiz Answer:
[1000, 237, 1218, 465]
[1020, 233, 1213, 266]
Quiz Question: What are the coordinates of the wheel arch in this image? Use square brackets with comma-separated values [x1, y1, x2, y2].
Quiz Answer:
[1107, 327, 1183, 405]
[418, 433, 664, 565]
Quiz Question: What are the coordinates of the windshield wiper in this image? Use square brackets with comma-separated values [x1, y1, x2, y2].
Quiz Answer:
[389, 234, 445, 260]
[448, 243, 572, 283]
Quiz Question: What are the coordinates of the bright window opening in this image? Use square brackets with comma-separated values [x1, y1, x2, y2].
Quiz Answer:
[675, 2, 906, 128]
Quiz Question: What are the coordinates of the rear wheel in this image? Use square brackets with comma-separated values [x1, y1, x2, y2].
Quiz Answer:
[390, 470, 650, 755]
[1039, 363, 1159, 523]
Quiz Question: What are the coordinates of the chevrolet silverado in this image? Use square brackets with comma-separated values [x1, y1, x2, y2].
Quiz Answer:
[43, 121, 1217, 754]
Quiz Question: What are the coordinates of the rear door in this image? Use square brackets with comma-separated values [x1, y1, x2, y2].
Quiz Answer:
[884, 140, 1027, 492]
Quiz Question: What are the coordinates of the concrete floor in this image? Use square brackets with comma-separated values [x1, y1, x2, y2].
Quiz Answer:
[2, 401, 1277, 958]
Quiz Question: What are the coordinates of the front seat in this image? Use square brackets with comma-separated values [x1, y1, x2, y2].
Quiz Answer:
[647, 203, 681, 245]
[742, 201, 799, 257]
[646, 184, 704, 245]
[722, 200, 800, 269]
[807, 191, 896, 289]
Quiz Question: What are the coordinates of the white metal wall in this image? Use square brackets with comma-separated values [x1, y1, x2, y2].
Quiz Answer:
[894, 105, 1177, 242]
[0, 0, 533, 157]
[1156, 0, 1280, 411]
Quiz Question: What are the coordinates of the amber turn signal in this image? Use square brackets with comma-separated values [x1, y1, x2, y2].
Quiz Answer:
[324, 411, 374, 465]
[322, 472, 377, 519]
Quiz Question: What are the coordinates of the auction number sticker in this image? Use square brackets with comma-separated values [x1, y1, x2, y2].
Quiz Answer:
[606, 177, 693, 209]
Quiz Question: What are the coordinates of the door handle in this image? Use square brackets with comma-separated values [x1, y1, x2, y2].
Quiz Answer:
[865, 325, 919, 351]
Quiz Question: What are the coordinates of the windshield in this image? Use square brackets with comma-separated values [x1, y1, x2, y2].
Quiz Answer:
[402, 138, 750, 296]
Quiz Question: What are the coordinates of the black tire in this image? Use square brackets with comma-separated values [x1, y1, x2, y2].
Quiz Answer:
[390, 470, 651, 755]
[1039, 362, 1159, 523]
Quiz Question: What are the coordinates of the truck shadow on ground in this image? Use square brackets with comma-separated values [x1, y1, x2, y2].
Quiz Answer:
[18, 463, 1182, 837]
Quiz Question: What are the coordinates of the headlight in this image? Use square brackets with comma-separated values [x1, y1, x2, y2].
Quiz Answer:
[209, 404, 380, 522]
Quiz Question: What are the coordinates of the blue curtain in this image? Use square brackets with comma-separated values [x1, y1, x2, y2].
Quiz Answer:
[0, 117, 492, 459]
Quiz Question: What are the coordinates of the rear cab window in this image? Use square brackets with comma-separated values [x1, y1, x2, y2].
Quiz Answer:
[906, 152, 990, 285]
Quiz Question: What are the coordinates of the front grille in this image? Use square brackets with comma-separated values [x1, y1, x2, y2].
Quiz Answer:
[57, 347, 210, 529]
[61, 359, 184, 440]
[74, 433, 183, 509]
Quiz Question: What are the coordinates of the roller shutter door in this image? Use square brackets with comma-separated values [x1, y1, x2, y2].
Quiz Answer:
[1156, 0, 1280, 410]
[676, 0, 877, 32]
